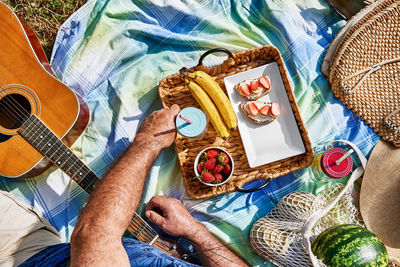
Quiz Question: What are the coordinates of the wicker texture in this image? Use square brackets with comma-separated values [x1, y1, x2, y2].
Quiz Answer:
[158, 46, 313, 199]
[329, 0, 400, 146]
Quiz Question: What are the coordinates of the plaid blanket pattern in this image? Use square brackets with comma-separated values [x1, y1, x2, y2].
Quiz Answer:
[0, 0, 380, 265]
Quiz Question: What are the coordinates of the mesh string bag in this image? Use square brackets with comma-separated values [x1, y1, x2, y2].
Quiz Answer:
[250, 140, 367, 266]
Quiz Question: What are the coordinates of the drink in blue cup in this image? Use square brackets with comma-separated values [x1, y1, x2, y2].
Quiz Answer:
[176, 107, 207, 138]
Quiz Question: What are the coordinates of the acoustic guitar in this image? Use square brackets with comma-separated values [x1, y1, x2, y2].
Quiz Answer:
[0, 2, 195, 263]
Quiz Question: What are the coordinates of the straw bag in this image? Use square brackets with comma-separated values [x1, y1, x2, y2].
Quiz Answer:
[326, 0, 400, 147]
[250, 140, 368, 266]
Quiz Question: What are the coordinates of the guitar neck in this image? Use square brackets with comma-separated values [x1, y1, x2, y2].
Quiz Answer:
[18, 115, 97, 192]
[17, 115, 160, 245]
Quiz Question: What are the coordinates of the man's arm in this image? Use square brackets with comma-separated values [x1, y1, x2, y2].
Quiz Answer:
[70, 105, 180, 266]
[146, 196, 248, 267]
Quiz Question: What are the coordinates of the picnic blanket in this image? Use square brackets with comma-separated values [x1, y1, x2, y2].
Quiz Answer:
[0, 0, 380, 266]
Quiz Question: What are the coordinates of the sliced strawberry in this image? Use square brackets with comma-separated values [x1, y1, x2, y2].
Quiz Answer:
[197, 161, 204, 173]
[204, 158, 216, 170]
[248, 102, 259, 116]
[215, 173, 223, 182]
[270, 102, 281, 117]
[206, 149, 219, 159]
[250, 80, 259, 92]
[259, 76, 271, 90]
[201, 172, 215, 183]
[260, 105, 270, 117]
[223, 164, 231, 175]
[240, 84, 251, 96]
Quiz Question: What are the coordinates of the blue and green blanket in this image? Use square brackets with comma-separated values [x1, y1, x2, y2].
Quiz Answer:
[0, 0, 379, 265]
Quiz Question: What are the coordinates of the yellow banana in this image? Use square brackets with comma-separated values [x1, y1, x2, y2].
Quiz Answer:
[187, 71, 237, 131]
[185, 78, 230, 140]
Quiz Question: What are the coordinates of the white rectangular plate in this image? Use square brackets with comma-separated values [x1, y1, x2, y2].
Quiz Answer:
[224, 62, 306, 168]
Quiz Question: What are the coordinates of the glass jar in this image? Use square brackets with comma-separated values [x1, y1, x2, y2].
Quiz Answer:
[175, 107, 208, 139]
[312, 144, 353, 181]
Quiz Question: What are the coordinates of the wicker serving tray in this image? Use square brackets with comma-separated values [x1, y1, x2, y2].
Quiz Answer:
[159, 46, 313, 199]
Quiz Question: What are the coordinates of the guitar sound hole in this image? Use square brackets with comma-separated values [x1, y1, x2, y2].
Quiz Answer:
[0, 94, 31, 130]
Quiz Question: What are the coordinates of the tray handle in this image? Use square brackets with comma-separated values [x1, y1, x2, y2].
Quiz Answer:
[196, 48, 234, 66]
[194, 48, 235, 75]
[236, 178, 272, 193]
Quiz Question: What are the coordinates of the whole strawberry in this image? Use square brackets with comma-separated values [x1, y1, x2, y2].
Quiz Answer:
[214, 173, 223, 183]
[223, 164, 231, 175]
[201, 172, 215, 183]
[205, 149, 219, 159]
[217, 152, 229, 166]
[204, 158, 216, 170]
[213, 164, 224, 174]
[197, 161, 204, 173]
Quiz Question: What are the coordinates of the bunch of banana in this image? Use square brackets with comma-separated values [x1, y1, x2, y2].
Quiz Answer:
[183, 70, 237, 139]
[185, 78, 230, 139]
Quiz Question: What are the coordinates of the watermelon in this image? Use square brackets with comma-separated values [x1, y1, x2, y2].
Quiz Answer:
[312, 224, 388, 267]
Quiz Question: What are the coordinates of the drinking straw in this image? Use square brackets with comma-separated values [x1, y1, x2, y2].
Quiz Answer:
[335, 149, 354, 165]
[179, 114, 192, 124]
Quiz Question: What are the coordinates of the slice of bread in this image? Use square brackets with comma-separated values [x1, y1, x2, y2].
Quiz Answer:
[240, 102, 278, 125]
[234, 77, 271, 100]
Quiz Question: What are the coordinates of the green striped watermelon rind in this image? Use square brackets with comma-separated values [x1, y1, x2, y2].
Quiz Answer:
[311, 224, 389, 267]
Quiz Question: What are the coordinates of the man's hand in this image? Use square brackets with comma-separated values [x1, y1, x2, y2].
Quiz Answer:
[145, 196, 248, 266]
[136, 104, 180, 150]
[145, 196, 203, 239]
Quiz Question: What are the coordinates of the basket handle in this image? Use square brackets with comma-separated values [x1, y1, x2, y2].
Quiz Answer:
[236, 178, 272, 193]
[339, 56, 400, 94]
[384, 107, 400, 132]
[196, 48, 234, 67]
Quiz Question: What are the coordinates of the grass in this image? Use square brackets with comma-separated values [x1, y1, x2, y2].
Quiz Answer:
[4, 0, 85, 58]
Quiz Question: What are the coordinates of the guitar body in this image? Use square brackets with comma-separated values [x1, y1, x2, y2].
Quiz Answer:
[0, 2, 89, 178]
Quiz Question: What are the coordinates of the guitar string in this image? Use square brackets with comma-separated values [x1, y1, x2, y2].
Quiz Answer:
[0, 93, 25, 116]
[131, 213, 159, 238]
[126, 220, 161, 245]
[0, 93, 30, 125]
[126, 213, 158, 241]
[150, 236, 179, 251]
[20, 117, 88, 186]
[0, 89, 33, 116]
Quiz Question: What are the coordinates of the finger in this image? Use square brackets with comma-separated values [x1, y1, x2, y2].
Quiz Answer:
[145, 210, 167, 227]
[169, 104, 180, 115]
[145, 196, 167, 212]
[153, 128, 176, 137]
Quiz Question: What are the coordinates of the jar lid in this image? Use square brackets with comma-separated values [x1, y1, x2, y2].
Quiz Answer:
[321, 148, 353, 178]
[176, 107, 207, 138]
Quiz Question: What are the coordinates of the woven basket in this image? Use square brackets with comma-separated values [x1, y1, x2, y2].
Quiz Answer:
[328, 0, 400, 147]
[159, 46, 313, 199]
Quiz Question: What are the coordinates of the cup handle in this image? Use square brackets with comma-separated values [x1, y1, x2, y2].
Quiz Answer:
[236, 178, 271, 193]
